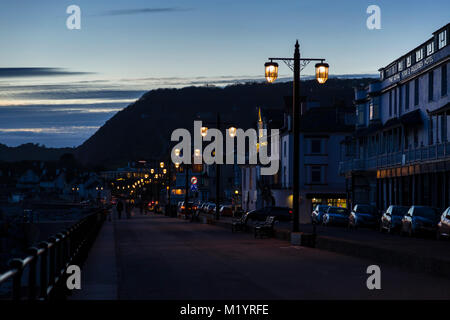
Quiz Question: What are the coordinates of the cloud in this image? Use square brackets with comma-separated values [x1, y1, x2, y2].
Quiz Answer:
[100, 7, 191, 16]
[0, 68, 92, 78]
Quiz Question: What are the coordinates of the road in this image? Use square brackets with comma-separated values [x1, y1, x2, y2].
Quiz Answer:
[72, 210, 450, 300]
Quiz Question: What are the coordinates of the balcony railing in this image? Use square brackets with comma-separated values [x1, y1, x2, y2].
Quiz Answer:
[339, 141, 450, 174]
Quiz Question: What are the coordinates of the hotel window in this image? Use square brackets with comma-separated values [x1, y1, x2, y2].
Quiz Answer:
[310, 166, 322, 184]
[405, 82, 410, 110]
[310, 139, 322, 154]
[428, 71, 434, 102]
[439, 30, 447, 49]
[428, 118, 434, 145]
[414, 128, 419, 148]
[369, 97, 380, 120]
[283, 140, 287, 157]
[398, 60, 404, 72]
[442, 64, 448, 96]
[399, 85, 403, 114]
[414, 78, 419, 106]
[427, 42, 435, 56]
[389, 91, 392, 116]
[394, 88, 398, 115]
[416, 48, 423, 62]
[406, 56, 412, 67]
[356, 105, 365, 125]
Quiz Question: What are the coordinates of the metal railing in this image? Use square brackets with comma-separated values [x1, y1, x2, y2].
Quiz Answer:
[0, 208, 107, 300]
[339, 141, 450, 174]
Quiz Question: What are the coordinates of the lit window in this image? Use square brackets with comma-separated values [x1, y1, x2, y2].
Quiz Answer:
[406, 56, 412, 67]
[427, 42, 435, 56]
[439, 30, 447, 49]
[398, 61, 404, 72]
[416, 49, 423, 62]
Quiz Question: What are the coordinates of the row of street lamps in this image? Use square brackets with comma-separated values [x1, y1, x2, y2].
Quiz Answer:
[161, 40, 329, 233]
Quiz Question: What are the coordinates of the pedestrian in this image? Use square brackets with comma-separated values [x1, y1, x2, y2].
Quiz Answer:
[126, 201, 131, 219]
[139, 200, 144, 215]
[116, 200, 123, 220]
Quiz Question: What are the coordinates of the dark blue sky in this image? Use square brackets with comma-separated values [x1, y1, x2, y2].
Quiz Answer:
[0, 0, 449, 147]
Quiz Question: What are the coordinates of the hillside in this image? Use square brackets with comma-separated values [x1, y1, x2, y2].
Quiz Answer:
[75, 78, 373, 166]
[0, 143, 74, 162]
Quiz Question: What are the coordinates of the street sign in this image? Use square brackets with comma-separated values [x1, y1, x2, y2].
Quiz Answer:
[190, 184, 198, 191]
[191, 176, 197, 185]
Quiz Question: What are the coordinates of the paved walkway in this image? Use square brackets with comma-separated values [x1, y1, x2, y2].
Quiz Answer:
[70, 209, 450, 300]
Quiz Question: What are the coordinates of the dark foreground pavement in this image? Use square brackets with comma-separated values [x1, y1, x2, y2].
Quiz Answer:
[71, 210, 450, 300]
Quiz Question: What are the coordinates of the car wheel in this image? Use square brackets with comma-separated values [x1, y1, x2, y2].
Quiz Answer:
[408, 226, 413, 237]
[436, 230, 442, 241]
[379, 224, 384, 233]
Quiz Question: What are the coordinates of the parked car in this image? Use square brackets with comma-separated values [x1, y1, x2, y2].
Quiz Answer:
[179, 201, 196, 215]
[207, 203, 217, 214]
[247, 206, 292, 222]
[348, 204, 379, 229]
[437, 207, 450, 240]
[323, 207, 350, 226]
[380, 205, 409, 233]
[219, 205, 233, 217]
[311, 205, 330, 224]
[401, 206, 441, 237]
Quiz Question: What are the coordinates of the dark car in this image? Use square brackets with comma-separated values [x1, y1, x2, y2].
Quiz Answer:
[323, 207, 350, 226]
[380, 205, 409, 233]
[401, 206, 441, 237]
[348, 204, 379, 229]
[247, 206, 292, 222]
[311, 205, 330, 224]
[437, 207, 450, 240]
[219, 205, 233, 217]
[207, 203, 216, 214]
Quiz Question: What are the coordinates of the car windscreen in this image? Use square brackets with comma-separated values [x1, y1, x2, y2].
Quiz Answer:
[392, 206, 409, 216]
[355, 205, 376, 214]
[414, 207, 439, 219]
[328, 207, 349, 215]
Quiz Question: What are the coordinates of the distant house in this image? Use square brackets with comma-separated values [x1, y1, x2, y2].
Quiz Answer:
[274, 103, 355, 222]
[16, 169, 40, 190]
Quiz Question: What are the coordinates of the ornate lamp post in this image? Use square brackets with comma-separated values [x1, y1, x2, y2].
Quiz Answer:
[265, 40, 329, 237]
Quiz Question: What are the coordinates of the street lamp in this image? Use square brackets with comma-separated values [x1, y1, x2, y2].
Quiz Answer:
[264, 61, 279, 83]
[228, 127, 237, 138]
[315, 62, 329, 84]
[265, 40, 328, 237]
[160, 162, 165, 169]
[201, 127, 208, 137]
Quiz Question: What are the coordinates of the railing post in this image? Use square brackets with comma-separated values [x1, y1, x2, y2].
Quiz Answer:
[27, 247, 39, 300]
[38, 241, 49, 299]
[9, 259, 24, 300]
[48, 237, 57, 291]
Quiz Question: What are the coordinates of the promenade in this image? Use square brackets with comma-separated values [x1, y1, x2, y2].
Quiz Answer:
[70, 209, 450, 300]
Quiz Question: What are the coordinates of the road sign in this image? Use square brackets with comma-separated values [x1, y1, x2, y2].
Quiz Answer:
[191, 176, 197, 185]
[190, 184, 198, 191]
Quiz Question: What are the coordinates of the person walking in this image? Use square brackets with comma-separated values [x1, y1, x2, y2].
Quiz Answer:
[125, 201, 132, 219]
[116, 200, 123, 220]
